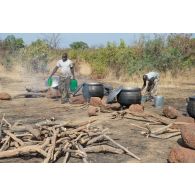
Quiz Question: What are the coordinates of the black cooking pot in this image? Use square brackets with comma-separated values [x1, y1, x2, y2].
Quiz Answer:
[117, 87, 141, 107]
[82, 82, 104, 99]
[187, 96, 195, 118]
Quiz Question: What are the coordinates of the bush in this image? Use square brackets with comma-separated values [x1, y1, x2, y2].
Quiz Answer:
[21, 39, 50, 72]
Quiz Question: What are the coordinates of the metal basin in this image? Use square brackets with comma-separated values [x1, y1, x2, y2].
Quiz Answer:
[187, 96, 195, 118]
[117, 87, 141, 107]
[82, 82, 104, 100]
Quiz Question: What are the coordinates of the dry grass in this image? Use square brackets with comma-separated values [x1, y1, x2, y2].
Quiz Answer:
[103, 67, 195, 89]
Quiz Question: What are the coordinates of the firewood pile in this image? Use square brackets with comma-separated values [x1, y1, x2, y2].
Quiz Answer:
[111, 108, 194, 139]
[0, 114, 140, 162]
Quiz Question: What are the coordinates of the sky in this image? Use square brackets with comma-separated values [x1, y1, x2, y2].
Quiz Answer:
[0, 33, 194, 48]
[0, 33, 159, 48]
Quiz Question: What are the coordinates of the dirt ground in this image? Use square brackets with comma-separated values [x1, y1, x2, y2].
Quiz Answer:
[0, 71, 195, 163]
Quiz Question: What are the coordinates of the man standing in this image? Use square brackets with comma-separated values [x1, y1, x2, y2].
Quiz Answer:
[141, 71, 160, 100]
[49, 53, 75, 104]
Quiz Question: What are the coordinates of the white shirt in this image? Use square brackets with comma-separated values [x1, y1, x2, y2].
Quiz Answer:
[145, 72, 160, 80]
[56, 59, 73, 78]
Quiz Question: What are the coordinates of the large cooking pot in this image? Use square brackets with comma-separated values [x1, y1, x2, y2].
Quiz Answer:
[187, 96, 195, 118]
[82, 82, 104, 100]
[117, 87, 141, 107]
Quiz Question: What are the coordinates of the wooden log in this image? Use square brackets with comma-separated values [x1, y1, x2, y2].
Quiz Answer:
[0, 136, 10, 151]
[13, 93, 46, 99]
[53, 145, 63, 162]
[79, 137, 91, 145]
[103, 135, 141, 161]
[63, 142, 71, 163]
[124, 116, 157, 123]
[3, 130, 24, 146]
[44, 129, 59, 163]
[149, 132, 181, 139]
[63, 152, 70, 163]
[84, 145, 124, 154]
[14, 141, 20, 148]
[78, 144, 88, 163]
[87, 135, 104, 145]
[129, 123, 148, 131]
[0, 145, 48, 158]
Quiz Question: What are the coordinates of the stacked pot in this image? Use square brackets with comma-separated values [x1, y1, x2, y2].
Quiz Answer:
[168, 122, 195, 163]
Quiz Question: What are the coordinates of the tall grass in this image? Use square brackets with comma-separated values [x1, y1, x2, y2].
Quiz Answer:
[1, 34, 195, 79]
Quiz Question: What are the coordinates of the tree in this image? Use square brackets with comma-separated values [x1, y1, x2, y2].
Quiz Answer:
[43, 33, 61, 49]
[4, 35, 25, 51]
[69, 41, 89, 50]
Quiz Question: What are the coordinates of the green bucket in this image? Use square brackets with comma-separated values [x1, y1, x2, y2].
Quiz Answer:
[47, 77, 52, 87]
[70, 79, 78, 92]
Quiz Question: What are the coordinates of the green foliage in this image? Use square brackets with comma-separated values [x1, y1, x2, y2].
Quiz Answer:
[68, 34, 195, 77]
[21, 39, 50, 72]
[1, 34, 195, 78]
[4, 35, 25, 51]
[69, 41, 89, 50]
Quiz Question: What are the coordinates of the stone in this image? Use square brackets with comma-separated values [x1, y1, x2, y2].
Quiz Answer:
[0, 92, 11, 100]
[46, 88, 61, 98]
[181, 124, 195, 149]
[89, 97, 103, 107]
[168, 146, 195, 163]
[129, 104, 144, 112]
[171, 116, 194, 129]
[110, 103, 121, 111]
[69, 95, 86, 104]
[88, 106, 99, 117]
[163, 106, 182, 119]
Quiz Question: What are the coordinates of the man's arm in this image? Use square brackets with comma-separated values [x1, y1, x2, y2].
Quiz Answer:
[49, 66, 59, 78]
[141, 78, 147, 91]
[70, 63, 75, 79]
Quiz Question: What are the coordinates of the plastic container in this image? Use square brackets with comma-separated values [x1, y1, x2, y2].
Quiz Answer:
[70, 79, 78, 92]
[45, 76, 59, 88]
[47, 77, 52, 87]
[154, 96, 164, 108]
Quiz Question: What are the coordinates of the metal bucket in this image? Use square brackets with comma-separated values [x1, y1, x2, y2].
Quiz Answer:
[141, 95, 147, 103]
[154, 96, 164, 108]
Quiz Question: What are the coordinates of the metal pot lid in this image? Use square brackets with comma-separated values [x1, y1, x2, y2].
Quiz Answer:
[189, 96, 195, 101]
[107, 86, 123, 104]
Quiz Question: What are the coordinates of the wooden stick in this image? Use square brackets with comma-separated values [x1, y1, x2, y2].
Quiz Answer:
[0, 136, 10, 151]
[103, 135, 140, 160]
[0, 114, 4, 138]
[78, 144, 88, 163]
[149, 132, 181, 139]
[0, 145, 48, 158]
[84, 145, 124, 154]
[124, 116, 158, 123]
[2, 114, 12, 128]
[44, 129, 59, 163]
[152, 123, 173, 135]
[13, 93, 46, 99]
[63, 152, 70, 163]
[87, 135, 104, 145]
[3, 130, 24, 146]
[129, 123, 148, 131]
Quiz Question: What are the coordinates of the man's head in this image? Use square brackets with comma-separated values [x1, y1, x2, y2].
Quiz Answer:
[62, 53, 68, 62]
[143, 74, 148, 81]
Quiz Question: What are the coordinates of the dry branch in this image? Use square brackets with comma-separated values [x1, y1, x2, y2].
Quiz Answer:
[84, 145, 124, 154]
[103, 135, 140, 160]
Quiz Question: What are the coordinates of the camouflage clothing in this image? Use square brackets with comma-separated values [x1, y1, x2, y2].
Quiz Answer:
[144, 77, 159, 98]
[59, 76, 71, 103]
